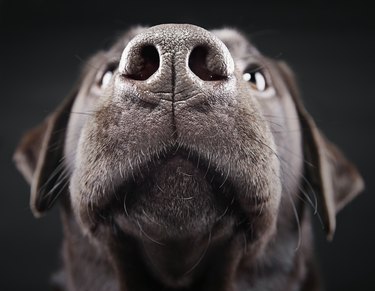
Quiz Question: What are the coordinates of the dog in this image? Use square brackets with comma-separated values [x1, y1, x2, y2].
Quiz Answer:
[14, 24, 364, 291]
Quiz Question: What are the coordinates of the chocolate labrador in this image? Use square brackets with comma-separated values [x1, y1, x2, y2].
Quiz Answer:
[14, 24, 364, 291]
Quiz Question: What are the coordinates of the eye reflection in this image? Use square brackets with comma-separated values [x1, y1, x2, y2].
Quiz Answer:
[243, 66, 267, 92]
[100, 70, 114, 88]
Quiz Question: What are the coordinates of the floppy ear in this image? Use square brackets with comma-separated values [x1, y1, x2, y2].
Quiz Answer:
[13, 90, 77, 217]
[275, 61, 364, 240]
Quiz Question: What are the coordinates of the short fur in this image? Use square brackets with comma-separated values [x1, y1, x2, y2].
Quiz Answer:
[14, 24, 364, 291]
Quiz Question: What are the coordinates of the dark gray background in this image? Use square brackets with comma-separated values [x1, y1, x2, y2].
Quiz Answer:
[1, 0, 374, 290]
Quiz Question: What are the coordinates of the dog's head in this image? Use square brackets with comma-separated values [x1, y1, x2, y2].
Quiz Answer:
[14, 24, 363, 287]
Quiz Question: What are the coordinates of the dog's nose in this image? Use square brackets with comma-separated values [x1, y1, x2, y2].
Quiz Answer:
[118, 24, 234, 102]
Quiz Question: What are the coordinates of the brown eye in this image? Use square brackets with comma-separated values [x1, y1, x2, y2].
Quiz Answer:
[243, 65, 267, 91]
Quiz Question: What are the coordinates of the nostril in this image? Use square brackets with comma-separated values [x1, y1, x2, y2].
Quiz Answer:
[126, 45, 159, 81]
[188, 46, 227, 81]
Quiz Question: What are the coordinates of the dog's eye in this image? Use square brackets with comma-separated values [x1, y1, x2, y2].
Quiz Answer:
[100, 70, 113, 88]
[243, 65, 267, 92]
[99, 64, 117, 89]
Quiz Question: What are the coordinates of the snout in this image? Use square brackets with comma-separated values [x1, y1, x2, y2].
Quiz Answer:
[117, 24, 234, 103]
[69, 24, 281, 266]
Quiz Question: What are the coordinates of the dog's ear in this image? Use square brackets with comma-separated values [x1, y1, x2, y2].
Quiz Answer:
[275, 61, 364, 240]
[13, 89, 77, 217]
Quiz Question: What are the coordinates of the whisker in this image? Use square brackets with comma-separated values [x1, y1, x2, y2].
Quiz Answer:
[262, 114, 301, 121]
[298, 175, 318, 215]
[216, 205, 230, 222]
[86, 200, 96, 226]
[183, 230, 212, 275]
[123, 193, 129, 216]
[142, 210, 163, 227]
[287, 190, 302, 252]
[203, 154, 212, 179]
[136, 219, 165, 246]
[174, 196, 194, 200]
[45, 170, 70, 205]
[219, 166, 231, 188]
[242, 232, 248, 255]
[39, 160, 66, 196]
[69, 111, 95, 116]
[196, 151, 201, 169]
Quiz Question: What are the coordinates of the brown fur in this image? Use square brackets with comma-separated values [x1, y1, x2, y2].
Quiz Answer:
[14, 24, 364, 291]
